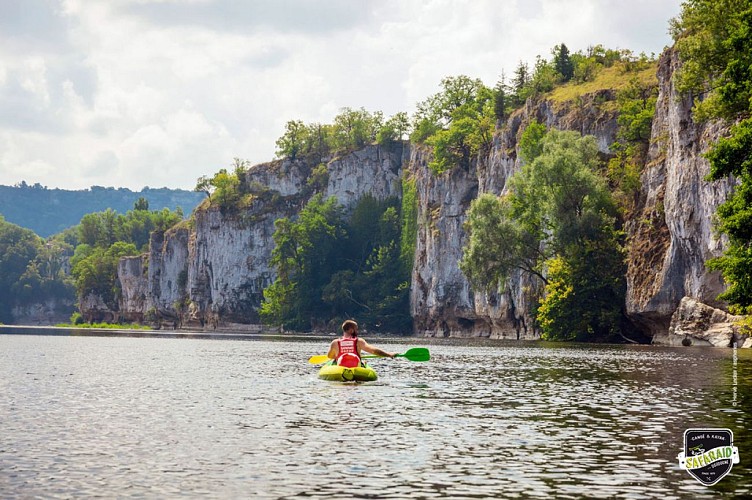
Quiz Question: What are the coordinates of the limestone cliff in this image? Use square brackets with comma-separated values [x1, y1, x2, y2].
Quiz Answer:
[411, 49, 743, 345]
[625, 49, 737, 340]
[113, 49, 745, 346]
[117, 144, 405, 329]
[409, 145, 479, 337]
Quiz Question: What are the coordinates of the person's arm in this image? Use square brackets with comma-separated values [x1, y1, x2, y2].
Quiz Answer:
[359, 338, 395, 358]
[327, 340, 338, 359]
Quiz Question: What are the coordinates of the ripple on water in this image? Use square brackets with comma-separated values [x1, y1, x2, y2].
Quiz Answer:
[0, 334, 750, 498]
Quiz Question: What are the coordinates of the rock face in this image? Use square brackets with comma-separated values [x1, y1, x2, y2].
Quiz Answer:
[11, 298, 74, 325]
[625, 49, 737, 339]
[79, 293, 115, 323]
[117, 144, 406, 329]
[409, 146, 479, 337]
[118, 255, 147, 323]
[657, 297, 751, 348]
[147, 227, 191, 324]
[326, 144, 405, 211]
[112, 49, 746, 346]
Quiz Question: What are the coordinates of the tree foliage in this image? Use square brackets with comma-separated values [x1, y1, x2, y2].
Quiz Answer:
[493, 74, 510, 121]
[553, 43, 574, 82]
[0, 216, 74, 322]
[670, 0, 752, 121]
[70, 205, 183, 309]
[607, 77, 659, 209]
[411, 75, 495, 173]
[195, 160, 249, 209]
[274, 108, 408, 163]
[0, 184, 202, 238]
[400, 177, 419, 272]
[261, 194, 412, 332]
[461, 126, 626, 340]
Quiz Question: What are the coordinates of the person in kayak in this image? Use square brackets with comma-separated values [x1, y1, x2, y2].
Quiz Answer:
[327, 319, 395, 367]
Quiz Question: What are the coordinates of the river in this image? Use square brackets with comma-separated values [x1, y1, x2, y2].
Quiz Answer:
[0, 328, 749, 499]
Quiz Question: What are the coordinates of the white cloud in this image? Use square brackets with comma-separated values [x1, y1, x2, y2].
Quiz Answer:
[0, 0, 682, 190]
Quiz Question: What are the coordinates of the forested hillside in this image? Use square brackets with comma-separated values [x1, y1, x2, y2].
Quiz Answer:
[0, 183, 203, 237]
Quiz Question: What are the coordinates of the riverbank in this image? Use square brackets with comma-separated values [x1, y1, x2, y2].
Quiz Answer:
[0, 324, 334, 341]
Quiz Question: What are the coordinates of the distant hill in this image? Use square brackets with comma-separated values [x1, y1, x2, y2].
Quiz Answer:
[0, 183, 205, 237]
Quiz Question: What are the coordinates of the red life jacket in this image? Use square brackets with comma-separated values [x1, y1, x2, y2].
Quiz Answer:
[337, 337, 360, 367]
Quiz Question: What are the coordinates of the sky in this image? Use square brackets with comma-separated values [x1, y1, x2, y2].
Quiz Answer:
[0, 0, 683, 191]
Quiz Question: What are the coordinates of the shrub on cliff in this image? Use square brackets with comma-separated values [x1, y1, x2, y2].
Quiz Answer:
[410, 75, 495, 174]
[274, 108, 407, 164]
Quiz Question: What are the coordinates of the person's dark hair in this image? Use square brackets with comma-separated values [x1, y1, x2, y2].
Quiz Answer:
[342, 319, 358, 336]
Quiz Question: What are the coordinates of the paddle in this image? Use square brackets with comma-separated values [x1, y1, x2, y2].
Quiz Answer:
[365, 347, 430, 362]
[307, 347, 430, 364]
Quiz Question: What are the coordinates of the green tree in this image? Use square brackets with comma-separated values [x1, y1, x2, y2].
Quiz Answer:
[306, 123, 333, 164]
[607, 77, 659, 209]
[260, 194, 348, 329]
[553, 43, 575, 82]
[68, 205, 183, 319]
[461, 126, 626, 340]
[615, 77, 658, 142]
[362, 239, 411, 331]
[210, 168, 241, 207]
[529, 55, 557, 95]
[519, 120, 547, 163]
[493, 73, 510, 121]
[412, 75, 495, 173]
[77, 207, 182, 253]
[377, 112, 410, 146]
[262, 193, 412, 332]
[71, 241, 139, 310]
[134, 197, 149, 211]
[331, 107, 382, 151]
[460, 193, 548, 288]
[275, 120, 308, 159]
[400, 177, 419, 273]
[511, 61, 530, 106]
[670, 0, 752, 121]
[0, 217, 42, 321]
[571, 52, 599, 83]
[195, 166, 242, 208]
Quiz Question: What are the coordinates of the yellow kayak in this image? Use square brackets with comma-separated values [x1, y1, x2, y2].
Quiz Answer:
[318, 360, 378, 382]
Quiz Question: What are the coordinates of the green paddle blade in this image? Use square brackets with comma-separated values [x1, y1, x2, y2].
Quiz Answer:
[397, 347, 430, 362]
[311, 347, 430, 364]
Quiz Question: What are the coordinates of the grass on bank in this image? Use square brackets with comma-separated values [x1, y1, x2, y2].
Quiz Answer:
[55, 321, 152, 330]
[547, 61, 659, 105]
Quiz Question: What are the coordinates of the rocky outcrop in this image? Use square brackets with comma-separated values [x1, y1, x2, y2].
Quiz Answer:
[79, 293, 115, 323]
[656, 296, 751, 347]
[412, 50, 744, 344]
[409, 146, 479, 337]
[111, 49, 746, 345]
[185, 202, 285, 327]
[11, 298, 74, 325]
[147, 226, 191, 323]
[412, 89, 621, 339]
[116, 144, 407, 330]
[326, 143, 406, 211]
[118, 255, 147, 323]
[625, 49, 737, 339]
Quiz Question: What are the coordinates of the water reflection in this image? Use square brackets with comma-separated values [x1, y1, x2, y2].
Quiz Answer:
[0, 333, 749, 498]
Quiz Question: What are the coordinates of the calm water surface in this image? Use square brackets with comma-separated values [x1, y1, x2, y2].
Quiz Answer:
[0, 329, 750, 499]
